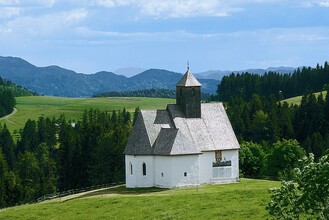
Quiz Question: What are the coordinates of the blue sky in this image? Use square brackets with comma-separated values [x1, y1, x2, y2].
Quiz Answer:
[1, 0, 329, 74]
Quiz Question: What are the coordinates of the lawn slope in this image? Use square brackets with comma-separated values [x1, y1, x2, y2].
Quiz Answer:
[0, 96, 175, 134]
[0, 179, 280, 220]
[282, 91, 327, 105]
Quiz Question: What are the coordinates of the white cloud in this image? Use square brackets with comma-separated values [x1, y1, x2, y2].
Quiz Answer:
[274, 27, 329, 42]
[92, 0, 133, 7]
[0, 0, 18, 5]
[296, 0, 329, 8]
[319, 1, 329, 7]
[87, 0, 244, 17]
[0, 7, 20, 18]
[138, 0, 240, 18]
[64, 8, 88, 24]
[1, 8, 88, 36]
[17, 0, 56, 7]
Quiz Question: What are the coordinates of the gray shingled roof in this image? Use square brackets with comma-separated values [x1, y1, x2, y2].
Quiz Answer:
[176, 70, 202, 87]
[124, 102, 240, 156]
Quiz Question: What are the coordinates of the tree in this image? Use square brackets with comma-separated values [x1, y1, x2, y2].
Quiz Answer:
[239, 142, 266, 177]
[266, 139, 305, 179]
[15, 152, 41, 203]
[0, 124, 15, 169]
[133, 107, 140, 125]
[17, 119, 38, 153]
[251, 110, 270, 143]
[0, 88, 16, 118]
[267, 181, 302, 219]
[267, 154, 329, 219]
[34, 143, 57, 196]
[0, 150, 8, 207]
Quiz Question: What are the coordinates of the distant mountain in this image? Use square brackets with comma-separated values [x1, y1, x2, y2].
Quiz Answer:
[196, 67, 296, 80]
[114, 67, 146, 77]
[0, 56, 219, 97]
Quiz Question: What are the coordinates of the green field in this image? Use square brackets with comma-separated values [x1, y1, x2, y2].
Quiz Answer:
[282, 91, 327, 105]
[0, 178, 280, 220]
[0, 96, 175, 134]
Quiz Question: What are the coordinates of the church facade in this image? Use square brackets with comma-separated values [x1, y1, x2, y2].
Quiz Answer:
[124, 69, 240, 188]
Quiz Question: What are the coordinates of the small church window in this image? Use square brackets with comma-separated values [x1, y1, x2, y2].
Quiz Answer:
[184, 172, 187, 177]
[192, 88, 196, 96]
[130, 162, 133, 175]
[161, 172, 164, 177]
[142, 163, 146, 176]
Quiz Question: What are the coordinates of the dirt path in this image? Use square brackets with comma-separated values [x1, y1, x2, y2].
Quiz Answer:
[0, 108, 17, 120]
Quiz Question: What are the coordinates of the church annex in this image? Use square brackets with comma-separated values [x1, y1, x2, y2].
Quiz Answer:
[124, 68, 240, 188]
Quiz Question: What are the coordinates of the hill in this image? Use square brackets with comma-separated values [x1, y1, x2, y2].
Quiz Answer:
[0, 56, 219, 97]
[0, 76, 35, 117]
[218, 61, 329, 101]
[0, 96, 175, 134]
[0, 179, 280, 220]
[0, 75, 35, 97]
[282, 91, 327, 105]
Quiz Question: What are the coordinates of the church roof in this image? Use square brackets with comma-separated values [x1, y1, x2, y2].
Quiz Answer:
[176, 69, 202, 87]
[124, 103, 240, 156]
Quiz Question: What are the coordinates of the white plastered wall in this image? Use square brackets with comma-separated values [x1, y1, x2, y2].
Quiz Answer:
[125, 155, 154, 188]
[153, 155, 200, 188]
[171, 155, 200, 187]
[199, 151, 215, 184]
[154, 156, 172, 188]
[126, 150, 239, 188]
[199, 150, 239, 183]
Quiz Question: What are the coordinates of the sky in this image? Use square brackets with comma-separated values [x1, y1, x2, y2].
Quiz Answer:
[1, 0, 329, 74]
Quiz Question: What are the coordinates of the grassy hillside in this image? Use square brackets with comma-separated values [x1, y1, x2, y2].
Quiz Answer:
[0, 178, 280, 220]
[0, 96, 175, 134]
[282, 91, 327, 105]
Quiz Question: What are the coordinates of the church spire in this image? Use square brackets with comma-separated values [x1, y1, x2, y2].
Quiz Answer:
[176, 67, 202, 118]
[176, 68, 202, 87]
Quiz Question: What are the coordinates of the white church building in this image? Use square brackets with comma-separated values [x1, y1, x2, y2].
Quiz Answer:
[124, 68, 240, 188]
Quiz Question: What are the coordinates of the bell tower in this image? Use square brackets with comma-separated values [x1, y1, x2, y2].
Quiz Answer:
[176, 67, 202, 118]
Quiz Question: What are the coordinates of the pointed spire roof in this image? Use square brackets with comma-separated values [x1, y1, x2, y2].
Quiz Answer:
[176, 69, 202, 87]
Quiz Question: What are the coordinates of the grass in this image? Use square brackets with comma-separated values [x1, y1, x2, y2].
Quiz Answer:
[282, 91, 327, 106]
[0, 96, 175, 134]
[0, 178, 280, 220]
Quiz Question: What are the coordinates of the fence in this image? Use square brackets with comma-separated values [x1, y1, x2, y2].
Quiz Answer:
[37, 182, 125, 203]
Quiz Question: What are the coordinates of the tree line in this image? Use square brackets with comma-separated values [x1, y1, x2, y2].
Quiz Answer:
[0, 76, 36, 97]
[0, 76, 36, 118]
[217, 61, 329, 218]
[218, 61, 329, 101]
[0, 108, 134, 208]
[95, 88, 212, 100]
[230, 91, 329, 180]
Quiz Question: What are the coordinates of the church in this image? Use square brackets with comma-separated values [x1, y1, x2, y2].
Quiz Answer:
[124, 68, 240, 188]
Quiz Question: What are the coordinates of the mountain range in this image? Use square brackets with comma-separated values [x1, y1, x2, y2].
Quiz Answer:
[0, 56, 219, 97]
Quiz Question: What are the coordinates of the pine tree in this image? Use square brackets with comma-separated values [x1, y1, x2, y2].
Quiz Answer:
[0, 150, 8, 208]
[0, 124, 15, 169]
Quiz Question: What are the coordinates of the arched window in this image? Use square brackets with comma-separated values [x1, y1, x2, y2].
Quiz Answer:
[130, 162, 133, 175]
[142, 163, 146, 176]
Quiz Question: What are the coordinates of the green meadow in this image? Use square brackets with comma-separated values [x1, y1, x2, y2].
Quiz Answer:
[0, 96, 175, 134]
[282, 91, 327, 106]
[0, 178, 280, 220]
